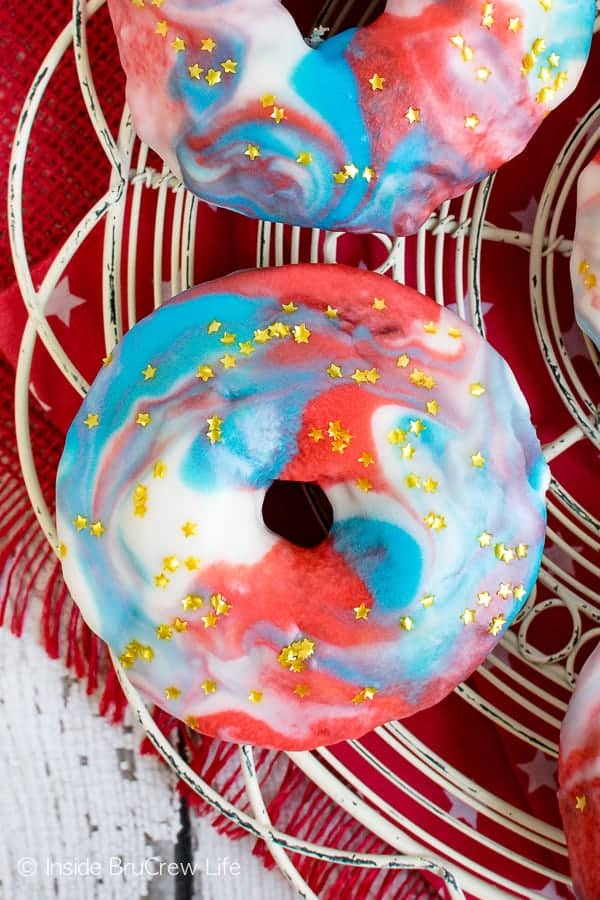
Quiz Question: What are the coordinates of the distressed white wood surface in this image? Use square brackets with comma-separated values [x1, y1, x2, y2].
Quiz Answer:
[0, 626, 297, 900]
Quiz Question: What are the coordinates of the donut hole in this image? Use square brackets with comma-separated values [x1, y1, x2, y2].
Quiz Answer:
[262, 480, 334, 548]
[282, 0, 385, 41]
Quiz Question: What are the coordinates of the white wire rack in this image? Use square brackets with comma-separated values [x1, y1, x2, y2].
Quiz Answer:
[7, 2, 600, 898]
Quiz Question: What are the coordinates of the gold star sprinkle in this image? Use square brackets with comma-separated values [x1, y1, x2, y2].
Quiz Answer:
[184, 556, 201, 571]
[461, 608, 476, 625]
[516, 543, 529, 559]
[164, 686, 181, 700]
[399, 616, 414, 631]
[205, 68, 222, 86]
[201, 613, 218, 629]
[470, 382, 486, 397]
[207, 320, 221, 334]
[477, 591, 492, 608]
[548, 53, 560, 68]
[426, 399, 440, 416]
[308, 427, 324, 442]
[296, 151, 313, 166]
[476, 65, 492, 82]
[513, 584, 526, 601]
[201, 679, 217, 694]
[294, 684, 310, 698]
[471, 451, 486, 468]
[396, 353, 410, 368]
[404, 106, 421, 125]
[448, 327, 463, 339]
[237, 341, 254, 357]
[478, 531, 492, 547]
[90, 521, 105, 537]
[344, 163, 359, 179]
[151, 0, 164, 6]
[271, 106, 285, 123]
[182, 594, 203, 611]
[465, 114, 480, 130]
[153, 460, 167, 478]
[188, 64, 203, 80]
[261, 93, 276, 107]
[356, 478, 372, 493]
[154, 574, 170, 589]
[354, 603, 371, 621]
[221, 59, 237, 74]
[410, 419, 425, 436]
[171, 37, 185, 52]
[293, 323, 311, 344]
[497, 582, 513, 600]
[421, 594, 435, 608]
[325, 305, 338, 319]
[333, 170, 349, 185]
[219, 354, 236, 370]
[173, 617, 188, 633]
[423, 478, 438, 493]
[352, 369, 368, 384]
[278, 638, 315, 672]
[488, 614, 506, 636]
[388, 428, 407, 445]
[155, 20, 168, 36]
[507, 16, 522, 32]
[481, 3, 494, 28]
[248, 690, 263, 704]
[84, 413, 100, 429]
[201, 37, 217, 52]
[102, 353, 113, 367]
[163, 555, 180, 572]
[369, 74, 385, 91]
[575, 795, 586, 812]
[136, 412, 152, 427]
[352, 687, 377, 704]
[372, 297, 386, 311]
[245, 144, 260, 161]
[186, 716, 199, 730]
[358, 452, 375, 467]
[423, 321, 438, 334]
[156, 624, 173, 640]
[181, 521, 198, 538]
[362, 167, 375, 183]
[405, 473, 421, 489]
[210, 593, 231, 616]
[196, 365, 215, 382]
[424, 512, 447, 531]
[326, 363, 343, 379]
[401, 444, 416, 460]
[280, 302, 298, 314]
[58, 543, 68, 559]
[142, 364, 157, 380]
[538, 0, 552, 10]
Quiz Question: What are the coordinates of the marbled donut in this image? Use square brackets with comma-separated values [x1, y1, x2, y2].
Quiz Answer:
[107, 0, 595, 235]
[559, 642, 600, 899]
[571, 150, 600, 349]
[56, 265, 549, 750]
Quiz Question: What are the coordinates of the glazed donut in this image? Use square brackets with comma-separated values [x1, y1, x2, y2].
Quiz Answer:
[571, 149, 600, 349]
[107, 0, 595, 235]
[559, 642, 600, 899]
[56, 265, 549, 750]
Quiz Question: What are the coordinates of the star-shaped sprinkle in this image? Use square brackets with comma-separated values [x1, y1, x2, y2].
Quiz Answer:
[171, 36, 185, 52]
[296, 151, 313, 166]
[201, 613, 218, 628]
[201, 37, 217, 52]
[156, 624, 173, 640]
[84, 413, 99, 429]
[153, 460, 167, 478]
[308, 427, 324, 442]
[421, 594, 435, 608]
[173, 617, 188, 633]
[405, 473, 421, 489]
[261, 93, 276, 107]
[181, 521, 198, 538]
[245, 144, 260, 160]
[270, 106, 285, 123]
[516, 543, 529, 558]
[219, 354, 236, 370]
[352, 686, 377, 704]
[424, 512, 446, 531]
[184, 556, 201, 571]
[488, 614, 506, 636]
[478, 531, 492, 547]
[248, 690, 263, 704]
[575, 795, 586, 812]
[410, 419, 425, 436]
[344, 163, 359, 179]
[196, 365, 215, 382]
[426, 399, 440, 416]
[356, 478, 372, 493]
[201, 679, 217, 694]
[155, 20, 168, 36]
[142, 363, 156, 380]
[423, 321, 438, 334]
[136, 412, 152, 427]
[465, 114, 480, 130]
[326, 363, 343, 379]
[507, 16, 522, 31]
[102, 353, 113, 367]
[388, 428, 407, 445]
[281, 301, 298, 314]
[396, 353, 410, 368]
[58, 543, 68, 559]
[325, 305, 338, 319]
[221, 59, 237, 74]
[294, 684, 310, 698]
[369, 74, 384, 91]
[163, 555, 180, 572]
[513, 584, 526, 601]
[362, 167, 375, 182]
[481, 2, 494, 27]
[470, 382, 486, 397]
[497, 582, 513, 600]
[399, 616, 414, 631]
[210, 593, 231, 616]
[423, 478, 439, 493]
[477, 591, 492, 607]
[90, 520, 105, 537]
[354, 603, 371, 620]
[333, 170, 349, 184]
[460, 609, 476, 625]
[207, 320, 221, 334]
[293, 323, 311, 344]
[358, 452, 375, 467]
[404, 106, 421, 125]
[188, 64, 203, 80]
[238, 341, 255, 356]
[448, 327, 463, 339]
[401, 444, 416, 460]
[164, 686, 181, 700]
[205, 68, 221, 86]
[372, 297, 386, 311]
[182, 594, 203, 611]
[154, 573, 170, 589]
[471, 451, 486, 468]
[186, 716, 199, 730]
